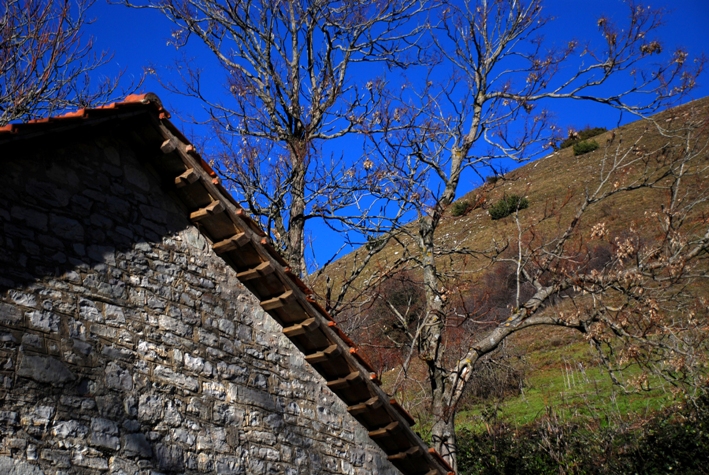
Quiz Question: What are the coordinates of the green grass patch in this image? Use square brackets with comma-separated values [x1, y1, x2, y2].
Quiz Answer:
[455, 339, 671, 431]
[456, 362, 672, 432]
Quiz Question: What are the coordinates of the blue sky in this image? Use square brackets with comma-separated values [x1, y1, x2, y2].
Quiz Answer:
[86, 0, 709, 267]
[90, 0, 709, 124]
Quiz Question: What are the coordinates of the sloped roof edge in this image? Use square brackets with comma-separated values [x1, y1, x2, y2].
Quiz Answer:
[0, 94, 454, 475]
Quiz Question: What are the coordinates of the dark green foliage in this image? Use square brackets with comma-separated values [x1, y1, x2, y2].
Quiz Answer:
[573, 140, 600, 156]
[486, 174, 501, 185]
[627, 398, 709, 475]
[489, 195, 529, 220]
[365, 235, 386, 251]
[580, 127, 607, 140]
[451, 200, 471, 217]
[457, 395, 709, 475]
[558, 126, 607, 150]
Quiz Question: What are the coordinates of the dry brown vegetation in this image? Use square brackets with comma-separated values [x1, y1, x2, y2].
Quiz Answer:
[317, 97, 708, 307]
[313, 96, 709, 418]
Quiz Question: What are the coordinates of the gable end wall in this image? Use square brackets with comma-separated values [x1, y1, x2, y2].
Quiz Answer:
[0, 130, 398, 475]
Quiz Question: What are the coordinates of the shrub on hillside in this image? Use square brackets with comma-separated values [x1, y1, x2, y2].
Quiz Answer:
[489, 194, 529, 220]
[365, 235, 386, 251]
[451, 200, 471, 217]
[486, 174, 501, 185]
[558, 126, 607, 149]
[573, 140, 599, 156]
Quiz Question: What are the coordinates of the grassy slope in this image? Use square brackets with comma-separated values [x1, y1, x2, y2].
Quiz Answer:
[314, 97, 709, 431]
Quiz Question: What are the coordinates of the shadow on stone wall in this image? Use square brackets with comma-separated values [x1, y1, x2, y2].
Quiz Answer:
[0, 136, 193, 297]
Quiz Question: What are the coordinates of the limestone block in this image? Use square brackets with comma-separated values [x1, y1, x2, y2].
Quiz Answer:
[0, 456, 45, 475]
[103, 304, 125, 324]
[162, 400, 184, 427]
[26, 311, 59, 333]
[0, 411, 20, 426]
[10, 206, 49, 232]
[90, 428, 120, 451]
[90, 213, 114, 230]
[158, 315, 190, 337]
[0, 302, 23, 324]
[101, 345, 132, 361]
[170, 427, 196, 447]
[87, 245, 117, 266]
[153, 365, 199, 392]
[154, 443, 184, 472]
[78, 298, 102, 322]
[49, 215, 84, 241]
[138, 394, 164, 423]
[27, 178, 73, 207]
[9, 290, 37, 308]
[121, 433, 152, 458]
[51, 420, 89, 439]
[105, 362, 133, 391]
[46, 163, 80, 186]
[123, 164, 150, 192]
[39, 449, 71, 468]
[17, 354, 75, 384]
[214, 455, 243, 475]
[21, 334, 43, 348]
[202, 381, 226, 400]
[71, 447, 109, 470]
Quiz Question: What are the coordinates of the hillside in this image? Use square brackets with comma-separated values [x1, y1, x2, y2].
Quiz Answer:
[311, 96, 709, 424]
[318, 96, 708, 284]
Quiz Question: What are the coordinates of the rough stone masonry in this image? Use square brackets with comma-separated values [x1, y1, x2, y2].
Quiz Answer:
[0, 127, 399, 474]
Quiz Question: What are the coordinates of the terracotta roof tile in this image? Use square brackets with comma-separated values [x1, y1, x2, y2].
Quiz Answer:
[0, 92, 170, 136]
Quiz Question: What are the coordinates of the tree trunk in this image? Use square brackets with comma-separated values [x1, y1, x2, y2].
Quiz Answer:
[286, 145, 307, 276]
[431, 390, 458, 473]
[418, 214, 444, 363]
[418, 212, 460, 470]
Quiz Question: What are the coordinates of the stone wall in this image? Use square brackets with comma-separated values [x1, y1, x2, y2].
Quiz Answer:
[0, 129, 398, 475]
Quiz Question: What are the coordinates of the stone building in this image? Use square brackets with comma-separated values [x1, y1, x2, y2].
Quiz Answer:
[0, 94, 452, 475]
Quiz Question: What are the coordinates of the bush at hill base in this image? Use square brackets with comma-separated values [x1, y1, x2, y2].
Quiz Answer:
[457, 393, 709, 475]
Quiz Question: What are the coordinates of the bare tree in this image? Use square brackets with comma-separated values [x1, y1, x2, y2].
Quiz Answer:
[124, 0, 705, 471]
[344, 0, 706, 470]
[124, 0, 424, 276]
[0, 0, 125, 125]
